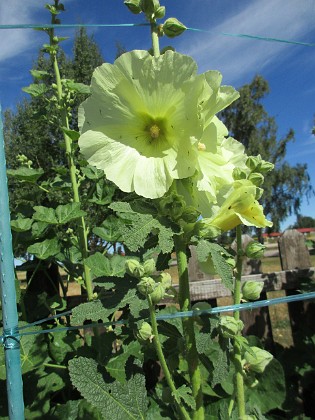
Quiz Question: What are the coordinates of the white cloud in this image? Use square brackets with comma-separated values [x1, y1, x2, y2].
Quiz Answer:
[180, 0, 315, 84]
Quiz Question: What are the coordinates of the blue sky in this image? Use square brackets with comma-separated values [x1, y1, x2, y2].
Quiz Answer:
[0, 0, 315, 229]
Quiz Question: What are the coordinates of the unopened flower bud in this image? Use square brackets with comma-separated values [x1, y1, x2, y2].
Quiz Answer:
[136, 321, 154, 343]
[149, 282, 166, 304]
[248, 172, 264, 186]
[137, 276, 156, 296]
[154, 5, 165, 19]
[232, 167, 247, 180]
[245, 241, 265, 259]
[157, 272, 172, 289]
[162, 18, 187, 38]
[159, 192, 186, 220]
[125, 259, 145, 278]
[124, 0, 142, 14]
[255, 187, 263, 200]
[257, 160, 274, 173]
[140, 0, 160, 15]
[218, 316, 243, 339]
[242, 281, 263, 301]
[192, 302, 212, 313]
[246, 155, 262, 172]
[180, 206, 200, 223]
[143, 259, 156, 276]
[244, 346, 273, 373]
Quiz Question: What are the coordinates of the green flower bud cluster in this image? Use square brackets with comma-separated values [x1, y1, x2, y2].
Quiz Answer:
[136, 321, 154, 344]
[124, 0, 186, 38]
[245, 241, 265, 259]
[16, 154, 33, 168]
[241, 281, 263, 301]
[233, 154, 273, 188]
[124, 0, 165, 20]
[158, 191, 200, 224]
[126, 259, 172, 304]
[218, 316, 244, 339]
[243, 346, 273, 373]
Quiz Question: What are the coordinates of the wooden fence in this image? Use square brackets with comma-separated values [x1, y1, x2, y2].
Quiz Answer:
[179, 229, 315, 350]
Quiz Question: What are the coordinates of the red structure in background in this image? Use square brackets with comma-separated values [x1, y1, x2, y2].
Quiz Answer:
[263, 227, 315, 238]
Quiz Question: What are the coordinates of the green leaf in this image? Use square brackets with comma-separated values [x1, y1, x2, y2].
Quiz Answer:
[10, 217, 33, 232]
[22, 83, 48, 97]
[51, 399, 102, 419]
[71, 300, 111, 325]
[30, 69, 49, 80]
[246, 358, 286, 413]
[93, 215, 122, 242]
[7, 167, 44, 182]
[196, 240, 234, 291]
[68, 357, 148, 419]
[61, 127, 80, 141]
[106, 341, 143, 383]
[33, 206, 58, 224]
[55, 202, 86, 224]
[64, 80, 90, 94]
[85, 253, 126, 278]
[172, 384, 196, 410]
[110, 202, 173, 253]
[27, 238, 61, 259]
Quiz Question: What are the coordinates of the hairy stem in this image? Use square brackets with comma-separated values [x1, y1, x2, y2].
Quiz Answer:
[148, 295, 190, 420]
[49, 24, 93, 301]
[174, 234, 204, 420]
[151, 22, 160, 58]
[233, 225, 246, 418]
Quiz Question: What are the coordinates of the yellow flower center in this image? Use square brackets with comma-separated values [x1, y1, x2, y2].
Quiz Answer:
[149, 124, 160, 140]
[198, 142, 206, 151]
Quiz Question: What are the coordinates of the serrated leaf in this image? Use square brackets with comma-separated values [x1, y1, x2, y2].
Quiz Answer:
[196, 240, 233, 291]
[31, 221, 50, 239]
[71, 300, 111, 325]
[22, 83, 48, 97]
[10, 217, 33, 232]
[55, 202, 86, 224]
[7, 167, 44, 182]
[27, 238, 61, 259]
[33, 206, 58, 224]
[68, 357, 148, 419]
[106, 341, 142, 383]
[172, 384, 196, 410]
[110, 202, 173, 253]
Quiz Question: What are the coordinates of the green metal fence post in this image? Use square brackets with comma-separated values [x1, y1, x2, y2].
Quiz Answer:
[0, 104, 25, 419]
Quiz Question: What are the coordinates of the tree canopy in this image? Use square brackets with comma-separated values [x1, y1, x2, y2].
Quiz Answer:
[221, 75, 313, 232]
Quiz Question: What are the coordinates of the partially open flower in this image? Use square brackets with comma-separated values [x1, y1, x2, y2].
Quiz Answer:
[208, 180, 272, 231]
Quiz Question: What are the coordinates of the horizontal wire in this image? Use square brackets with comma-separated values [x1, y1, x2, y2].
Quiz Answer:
[0, 23, 313, 47]
[1, 290, 314, 343]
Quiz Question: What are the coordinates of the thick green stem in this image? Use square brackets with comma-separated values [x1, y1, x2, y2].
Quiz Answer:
[148, 295, 190, 420]
[50, 35, 93, 301]
[174, 234, 204, 420]
[233, 225, 246, 418]
[150, 22, 160, 58]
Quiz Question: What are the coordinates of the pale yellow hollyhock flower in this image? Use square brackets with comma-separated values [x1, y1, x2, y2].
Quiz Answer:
[78, 50, 239, 199]
[208, 180, 272, 231]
